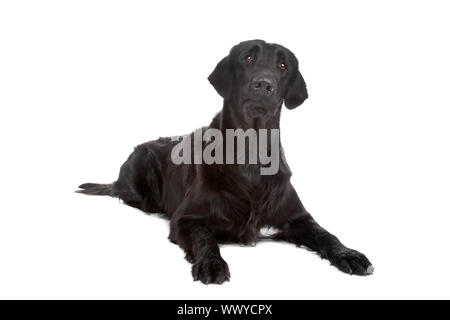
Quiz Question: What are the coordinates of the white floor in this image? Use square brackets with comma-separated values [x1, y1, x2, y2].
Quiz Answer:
[1, 178, 448, 299]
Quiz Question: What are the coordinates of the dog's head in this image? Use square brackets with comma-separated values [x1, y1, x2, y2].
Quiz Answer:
[208, 40, 308, 120]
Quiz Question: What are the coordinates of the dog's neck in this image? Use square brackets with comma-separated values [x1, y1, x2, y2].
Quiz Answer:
[207, 100, 287, 179]
[210, 100, 281, 132]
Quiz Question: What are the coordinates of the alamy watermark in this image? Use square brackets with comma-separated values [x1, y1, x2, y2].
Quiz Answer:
[170, 128, 280, 175]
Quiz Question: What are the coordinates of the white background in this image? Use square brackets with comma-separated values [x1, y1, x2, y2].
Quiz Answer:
[1, 0, 449, 299]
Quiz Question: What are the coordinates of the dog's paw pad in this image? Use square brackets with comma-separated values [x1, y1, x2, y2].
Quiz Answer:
[366, 265, 375, 275]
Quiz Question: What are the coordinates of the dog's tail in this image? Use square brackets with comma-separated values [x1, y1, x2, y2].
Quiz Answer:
[76, 183, 113, 196]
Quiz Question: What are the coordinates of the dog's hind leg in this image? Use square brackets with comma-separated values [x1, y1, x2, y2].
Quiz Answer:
[77, 143, 163, 213]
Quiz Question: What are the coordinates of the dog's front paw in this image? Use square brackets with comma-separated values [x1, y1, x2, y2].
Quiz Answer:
[328, 248, 374, 276]
[192, 255, 230, 284]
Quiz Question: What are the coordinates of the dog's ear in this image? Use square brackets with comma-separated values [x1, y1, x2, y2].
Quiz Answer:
[208, 56, 233, 99]
[284, 69, 308, 109]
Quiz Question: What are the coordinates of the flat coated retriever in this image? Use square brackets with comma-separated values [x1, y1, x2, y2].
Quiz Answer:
[78, 40, 373, 284]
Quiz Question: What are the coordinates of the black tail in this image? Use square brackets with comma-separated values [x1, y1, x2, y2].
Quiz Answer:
[77, 183, 113, 196]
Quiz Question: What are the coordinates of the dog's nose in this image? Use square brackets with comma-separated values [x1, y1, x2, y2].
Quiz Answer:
[251, 77, 275, 96]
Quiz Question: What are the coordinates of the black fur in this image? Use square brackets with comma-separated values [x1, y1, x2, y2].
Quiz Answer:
[78, 40, 373, 284]
[78, 183, 112, 196]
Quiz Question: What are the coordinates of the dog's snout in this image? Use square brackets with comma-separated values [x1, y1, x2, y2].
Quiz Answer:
[251, 77, 276, 96]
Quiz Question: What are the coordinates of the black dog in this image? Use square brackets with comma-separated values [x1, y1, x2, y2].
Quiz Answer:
[78, 40, 373, 284]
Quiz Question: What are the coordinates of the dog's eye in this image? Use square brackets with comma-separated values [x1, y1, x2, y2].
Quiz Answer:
[279, 62, 287, 71]
[244, 56, 254, 63]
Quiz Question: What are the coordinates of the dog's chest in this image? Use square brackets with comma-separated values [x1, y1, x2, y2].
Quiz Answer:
[209, 171, 284, 243]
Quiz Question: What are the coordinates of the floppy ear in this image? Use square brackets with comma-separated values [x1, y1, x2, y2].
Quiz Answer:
[284, 70, 308, 109]
[208, 56, 233, 99]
